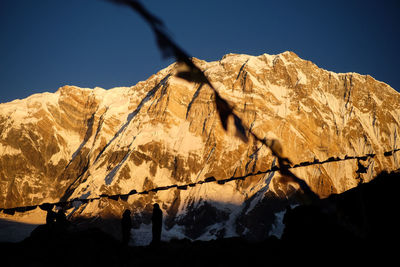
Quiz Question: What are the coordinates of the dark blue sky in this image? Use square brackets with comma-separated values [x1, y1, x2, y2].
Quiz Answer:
[1, 0, 399, 103]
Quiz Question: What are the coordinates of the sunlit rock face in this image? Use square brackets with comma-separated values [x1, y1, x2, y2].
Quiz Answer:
[1, 52, 399, 242]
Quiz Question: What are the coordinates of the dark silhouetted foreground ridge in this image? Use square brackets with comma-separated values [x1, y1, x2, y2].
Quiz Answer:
[1, 170, 398, 266]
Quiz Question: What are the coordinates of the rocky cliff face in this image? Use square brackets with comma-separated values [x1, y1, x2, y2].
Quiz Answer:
[1, 51, 399, 242]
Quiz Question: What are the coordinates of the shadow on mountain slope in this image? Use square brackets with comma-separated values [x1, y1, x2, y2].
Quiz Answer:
[0, 219, 41, 243]
[1, 170, 399, 266]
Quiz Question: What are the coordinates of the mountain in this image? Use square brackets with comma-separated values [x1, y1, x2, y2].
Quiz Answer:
[1, 51, 399, 243]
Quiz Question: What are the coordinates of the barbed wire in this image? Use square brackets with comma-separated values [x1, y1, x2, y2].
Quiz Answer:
[1, 148, 398, 215]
